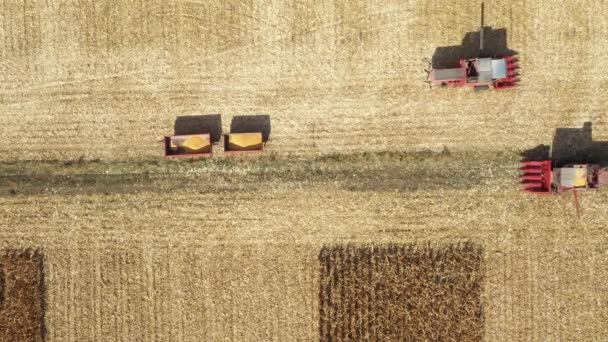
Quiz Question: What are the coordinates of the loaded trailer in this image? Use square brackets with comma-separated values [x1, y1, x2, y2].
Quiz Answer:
[223, 132, 264, 153]
[164, 134, 212, 157]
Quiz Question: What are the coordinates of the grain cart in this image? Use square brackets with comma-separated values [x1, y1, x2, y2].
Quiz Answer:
[164, 134, 212, 157]
[223, 132, 264, 153]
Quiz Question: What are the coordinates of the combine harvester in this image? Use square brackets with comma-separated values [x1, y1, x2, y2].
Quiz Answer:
[164, 134, 213, 157]
[427, 3, 519, 91]
[520, 162, 608, 194]
[428, 56, 519, 91]
[520, 161, 608, 217]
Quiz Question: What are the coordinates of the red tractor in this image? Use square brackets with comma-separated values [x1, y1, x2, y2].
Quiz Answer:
[520, 161, 608, 194]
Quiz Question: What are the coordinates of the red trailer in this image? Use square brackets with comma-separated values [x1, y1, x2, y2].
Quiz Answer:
[164, 134, 212, 158]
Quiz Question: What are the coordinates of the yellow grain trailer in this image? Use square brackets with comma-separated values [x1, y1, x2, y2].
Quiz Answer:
[223, 132, 264, 153]
[164, 134, 212, 157]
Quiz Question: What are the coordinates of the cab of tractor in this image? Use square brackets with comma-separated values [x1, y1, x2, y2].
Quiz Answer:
[465, 59, 479, 81]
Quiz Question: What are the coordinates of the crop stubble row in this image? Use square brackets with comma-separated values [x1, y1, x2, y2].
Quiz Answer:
[37, 244, 319, 341]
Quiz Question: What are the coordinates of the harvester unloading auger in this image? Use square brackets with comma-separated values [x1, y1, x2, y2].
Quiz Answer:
[426, 2, 519, 91]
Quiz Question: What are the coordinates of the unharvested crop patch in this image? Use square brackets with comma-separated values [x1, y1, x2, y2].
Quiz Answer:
[0, 250, 45, 342]
[319, 243, 484, 341]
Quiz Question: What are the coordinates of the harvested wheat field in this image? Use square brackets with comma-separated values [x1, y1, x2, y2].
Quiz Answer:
[1, 0, 608, 341]
[1, 0, 608, 161]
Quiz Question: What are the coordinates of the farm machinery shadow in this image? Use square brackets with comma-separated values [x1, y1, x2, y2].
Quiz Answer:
[432, 27, 518, 69]
[521, 122, 608, 167]
[174, 114, 222, 144]
[230, 115, 272, 142]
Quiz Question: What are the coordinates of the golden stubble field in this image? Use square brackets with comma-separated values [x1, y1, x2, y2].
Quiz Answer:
[1, 0, 608, 341]
[0, 0, 607, 160]
[0, 181, 607, 341]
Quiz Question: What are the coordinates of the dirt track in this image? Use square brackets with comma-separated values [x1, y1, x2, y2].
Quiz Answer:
[1, 0, 608, 341]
